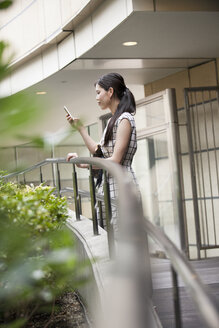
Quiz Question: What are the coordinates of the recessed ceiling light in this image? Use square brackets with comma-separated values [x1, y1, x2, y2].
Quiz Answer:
[36, 91, 47, 95]
[122, 41, 138, 46]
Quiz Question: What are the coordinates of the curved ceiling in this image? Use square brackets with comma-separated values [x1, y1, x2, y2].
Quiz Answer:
[19, 10, 219, 142]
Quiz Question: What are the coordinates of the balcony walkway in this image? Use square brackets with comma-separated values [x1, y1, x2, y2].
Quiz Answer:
[151, 257, 219, 328]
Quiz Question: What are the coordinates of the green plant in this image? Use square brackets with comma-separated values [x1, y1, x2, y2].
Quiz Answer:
[0, 178, 87, 327]
[0, 180, 68, 236]
[0, 3, 88, 327]
[0, 1, 13, 10]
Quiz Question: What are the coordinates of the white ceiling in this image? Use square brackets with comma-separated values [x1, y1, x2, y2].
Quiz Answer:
[81, 11, 219, 59]
[25, 10, 219, 140]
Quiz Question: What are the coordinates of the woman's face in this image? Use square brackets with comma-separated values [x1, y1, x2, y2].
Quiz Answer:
[95, 84, 112, 110]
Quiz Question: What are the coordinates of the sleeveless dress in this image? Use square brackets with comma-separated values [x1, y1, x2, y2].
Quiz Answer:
[96, 112, 138, 234]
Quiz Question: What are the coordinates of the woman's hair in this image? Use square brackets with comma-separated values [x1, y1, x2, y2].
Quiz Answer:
[95, 72, 136, 145]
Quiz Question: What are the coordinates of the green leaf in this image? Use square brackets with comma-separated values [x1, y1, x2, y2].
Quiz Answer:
[0, 318, 27, 328]
[0, 0, 13, 10]
[0, 92, 43, 141]
[0, 41, 13, 81]
[0, 3, 88, 323]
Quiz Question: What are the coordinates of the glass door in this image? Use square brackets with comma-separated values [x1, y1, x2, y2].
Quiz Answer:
[133, 90, 186, 252]
[133, 133, 178, 247]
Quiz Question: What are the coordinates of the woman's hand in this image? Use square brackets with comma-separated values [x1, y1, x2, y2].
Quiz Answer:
[66, 152, 88, 168]
[66, 114, 82, 131]
[66, 152, 78, 162]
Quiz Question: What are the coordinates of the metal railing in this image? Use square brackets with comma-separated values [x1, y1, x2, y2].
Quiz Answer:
[3, 157, 219, 328]
[144, 219, 219, 328]
[184, 86, 219, 257]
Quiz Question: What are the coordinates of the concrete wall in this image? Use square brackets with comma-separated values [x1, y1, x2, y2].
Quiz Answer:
[66, 209, 161, 327]
[0, 0, 133, 96]
[1, 0, 217, 64]
[66, 210, 110, 325]
[144, 60, 219, 108]
[0, 0, 102, 62]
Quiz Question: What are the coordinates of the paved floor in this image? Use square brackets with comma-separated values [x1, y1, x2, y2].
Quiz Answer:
[151, 257, 219, 328]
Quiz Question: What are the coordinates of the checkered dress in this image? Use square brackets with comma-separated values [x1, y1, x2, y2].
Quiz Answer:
[96, 112, 138, 234]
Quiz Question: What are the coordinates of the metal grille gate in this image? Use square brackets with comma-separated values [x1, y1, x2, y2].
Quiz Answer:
[184, 86, 219, 258]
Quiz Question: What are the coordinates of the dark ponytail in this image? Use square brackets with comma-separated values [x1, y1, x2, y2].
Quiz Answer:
[95, 73, 136, 145]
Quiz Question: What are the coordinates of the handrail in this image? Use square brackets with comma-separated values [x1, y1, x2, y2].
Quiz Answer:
[3, 157, 150, 327]
[72, 159, 219, 328]
[144, 219, 219, 328]
[3, 157, 219, 328]
[3, 158, 66, 179]
[3, 159, 118, 207]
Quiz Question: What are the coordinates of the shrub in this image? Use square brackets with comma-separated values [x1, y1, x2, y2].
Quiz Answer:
[0, 179, 68, 236]
[0, 177, 87, 328]
[0, 3, 87, 326]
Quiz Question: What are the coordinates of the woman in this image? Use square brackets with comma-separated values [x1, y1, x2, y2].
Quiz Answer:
[66, 73, 138, 233]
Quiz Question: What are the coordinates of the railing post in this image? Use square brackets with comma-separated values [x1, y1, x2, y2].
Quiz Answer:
[14, 146, 18, 184]
[51, 163, 55, 187]
[89, 165, 99, 235]
[98, 200, 104, 228]
[39, 166, 43, 184]
[72, 164, 80, 220]
[23, 173, 26, 185]
[171, 266, 182, 328]
[56, 163, 61, 198]
[78, 194, 82, 216]
[103, 170, 114, 258]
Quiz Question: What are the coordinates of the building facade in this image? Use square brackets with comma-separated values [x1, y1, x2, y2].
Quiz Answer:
[1, 0, 219, 259]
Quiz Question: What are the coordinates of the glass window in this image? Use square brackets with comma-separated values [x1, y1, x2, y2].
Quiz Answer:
[88, 123, 99, 142]
[135, 98, 165, 130]
[133, 133, 178, 246]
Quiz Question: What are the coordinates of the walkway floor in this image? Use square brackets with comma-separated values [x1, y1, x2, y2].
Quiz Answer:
[151, 257, 219, 328]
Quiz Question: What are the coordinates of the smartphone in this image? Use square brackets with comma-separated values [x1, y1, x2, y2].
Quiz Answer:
[64, 106, 73, 118]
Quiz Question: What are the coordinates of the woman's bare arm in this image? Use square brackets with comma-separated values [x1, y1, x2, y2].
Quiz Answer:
[78, 125, 97, 154]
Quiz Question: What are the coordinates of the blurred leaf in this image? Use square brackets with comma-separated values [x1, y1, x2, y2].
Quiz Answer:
[0, 39, 44, 146]
[17, 126, 76, 150]
[0, 2, 89, 325]
[0, 0, 13, 10]
[0, 92, 42, 141]
[17, 135, 48, 149]
[0, 41, 13, 82]
[0, 318, 26, 328]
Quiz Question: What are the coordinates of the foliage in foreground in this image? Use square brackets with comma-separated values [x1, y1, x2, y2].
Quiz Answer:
[0, 3, 88, 327]
[0, 179, 68, 235]
[0, 177, 88, 328]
